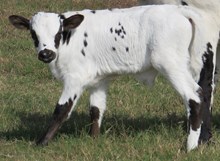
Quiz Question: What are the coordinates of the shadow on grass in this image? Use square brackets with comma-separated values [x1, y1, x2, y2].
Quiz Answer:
[2, 109, 220, 143]
[0, 109, 189, 143]
[0, 111, 90, 141]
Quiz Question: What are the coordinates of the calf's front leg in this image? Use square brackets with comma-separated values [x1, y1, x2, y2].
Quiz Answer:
[36, 82, 82, 146]
[89, 81, 108, 138]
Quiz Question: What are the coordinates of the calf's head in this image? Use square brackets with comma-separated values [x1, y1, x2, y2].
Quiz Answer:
[9, 12, 84, 63]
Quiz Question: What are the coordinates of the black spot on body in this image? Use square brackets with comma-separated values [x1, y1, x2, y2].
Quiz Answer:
[112, 24, 126, 39]
[115, 29, 122, 36]
[121, 26, 124, 31]
[112, 47, 116, 51]
[91, 10, 96, 14]
[30, 29, 39, 48]
[84, 32, 88, 37]
[126, 47, 129, 52]
[110, 28, 113, 33]
[115, 29, 119, 35]
[84, 39, 88, 47]
[81, 49, 86, 56]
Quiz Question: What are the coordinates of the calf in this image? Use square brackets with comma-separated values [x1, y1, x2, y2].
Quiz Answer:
[9, 4, 219, 151]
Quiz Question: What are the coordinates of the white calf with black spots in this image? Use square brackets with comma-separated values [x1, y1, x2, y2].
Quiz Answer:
[9, 4, 220, 152]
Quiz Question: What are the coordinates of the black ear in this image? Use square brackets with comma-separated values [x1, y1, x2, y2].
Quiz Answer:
[8, 15, 30, 30]
[63, 14, 84, 31]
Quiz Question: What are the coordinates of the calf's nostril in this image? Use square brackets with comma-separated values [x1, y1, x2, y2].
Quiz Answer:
[39, 51, 48, 59]
[42, 52, 48, 57]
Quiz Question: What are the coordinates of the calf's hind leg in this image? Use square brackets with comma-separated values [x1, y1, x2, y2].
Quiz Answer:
[152, 53, 203, 151]
[198, 43, 215, 144]
[167, 72, 203, 151]
[170, 74, 203, 151]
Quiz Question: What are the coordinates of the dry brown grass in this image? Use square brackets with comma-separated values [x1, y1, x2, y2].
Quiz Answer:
[72, 0, 138, 9]
[101, 0, 138, 8]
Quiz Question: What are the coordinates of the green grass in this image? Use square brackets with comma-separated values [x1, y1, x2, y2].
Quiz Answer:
[1, 0, 220, 160]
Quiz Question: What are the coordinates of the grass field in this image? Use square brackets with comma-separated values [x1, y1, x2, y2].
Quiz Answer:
[1, 0, 220, 160]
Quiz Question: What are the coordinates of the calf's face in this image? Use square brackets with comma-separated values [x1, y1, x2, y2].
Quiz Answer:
[9, 12, 84, 63]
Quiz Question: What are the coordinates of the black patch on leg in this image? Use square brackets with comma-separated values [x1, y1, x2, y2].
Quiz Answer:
[189, 99, 202, 131]
[36, 98, 73, 145]
[199, 43, 214, 106]
[198, 42, 214, 143]
[89, 106, 100, 138]
[53, 99, 73, 117]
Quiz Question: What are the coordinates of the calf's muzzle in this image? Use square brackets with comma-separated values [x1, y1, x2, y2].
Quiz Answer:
[38, 49, 56, 63]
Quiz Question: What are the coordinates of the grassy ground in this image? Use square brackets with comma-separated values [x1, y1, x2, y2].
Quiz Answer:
[1, 0, 220, 160]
